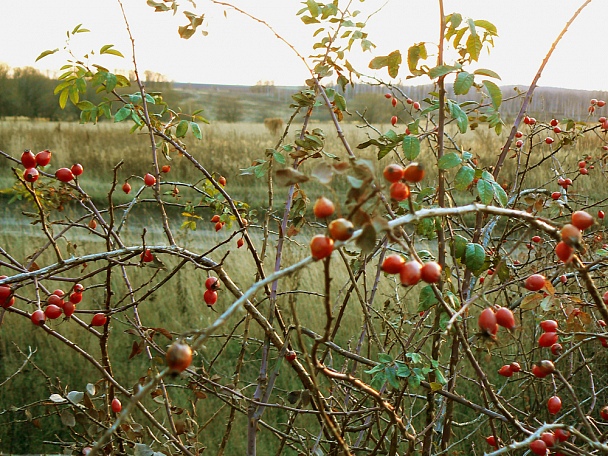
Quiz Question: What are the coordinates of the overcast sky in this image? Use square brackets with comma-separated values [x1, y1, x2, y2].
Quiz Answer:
[1, 1, 606, 92]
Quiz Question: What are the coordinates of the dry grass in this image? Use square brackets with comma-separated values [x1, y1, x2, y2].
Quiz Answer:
[1, 117, 608, 453]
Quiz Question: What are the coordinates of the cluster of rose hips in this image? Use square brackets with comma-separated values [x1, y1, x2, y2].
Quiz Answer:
[384, 92, 420, 127]
[20, 149, 84, 183]
[204, 276, 220, 307]
[523, 210, 595, 267]
[528, 427, 571, 455]
[477, 306, 516, 337]
[589, 97, 606, 115]
[0, 276, 15, 309]
[383, 162, 425, 201]
[308, 162, 426, 261]
[485, 425, 570, 452]
[381, 254, 442, 287]
[538, 319, 562, 354]
[309, 196, 355, 260]
[29, 283, 105, 327]
[210, 214, 225, 232]
[518, 213, 594, 336]
[210, 213, 246, 249]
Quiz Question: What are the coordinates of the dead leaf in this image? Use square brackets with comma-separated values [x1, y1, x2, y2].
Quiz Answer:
[520, 294, 543, 310]
[153, 327, 173, 340]
[352, 209, 372, 228]
[60, 410, 76, 427]
[333, 162, 350, 173]
[129, 341, 144, 360]
[194, 391, 207, 400]
[356, 224, 377, 255]
[287, 224, 300, 237]
[311, 161, 334, 185]
[275, 168, 309, 186]
[174, 420, 188, 435]
[287, 390, 302, 404]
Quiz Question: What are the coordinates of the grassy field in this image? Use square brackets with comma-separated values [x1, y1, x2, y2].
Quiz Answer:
[1, 117, 608, 454]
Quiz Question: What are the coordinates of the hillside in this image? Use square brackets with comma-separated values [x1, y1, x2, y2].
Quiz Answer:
[172, 81, 608, 124]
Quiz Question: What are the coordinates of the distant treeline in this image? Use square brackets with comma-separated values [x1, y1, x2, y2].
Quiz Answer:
[0, 63, 606, 123]
[0, 64, 183, 121]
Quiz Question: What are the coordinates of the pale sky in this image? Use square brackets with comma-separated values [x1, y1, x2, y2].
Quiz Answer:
[1, 1, 607, 91]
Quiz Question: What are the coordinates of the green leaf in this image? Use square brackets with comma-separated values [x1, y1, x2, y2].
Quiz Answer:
[396, 363, 410, 378]
[447, 100, 468, 133]
[448, 13, 462, 28]
[407, 43, 427, 76]
[378, 353, 393, 364]
[437, 152, 462, 170]
[452, 235, 468, 260]
[54, 79, 74, 95]
[466, 34, 482, 61]
[467, 18, 477, 37]
[491, 181, 508, 207]
[306, 0, 320, 17]
[129, 93, 142, 103]
[377, 144, 394, 160]
[71, 24, 90, 34]
[115, 74, 130, 88]
[434, 369, 447, 385]
[483, 80, 502, 109]
[474, 68, 501, 80]
[428, 64, 459, 79]
[176, 120, 188, 138]
[105, 73, 117, 92]
[454, 165, 475, 191]
[370, 372, 386, 390]
[406, 352, 422, 364]
[190, 122, 202, 139]
[463, 243, 485, 272]
[333, 92, 346, 111]
[418, 285, 438, 311]
[416, 217, 436, 239]
[454, 71, 474, 95]
[58, 89, 69, 109]
[408, 374, 421, 388]
[35, 48, 59, 62]
[496, 260, 510, 282]
[481, 170, 494, 181]
[114, 106, 132, 122]
[273, 151, 286, 165]
[385, 367, 400, 389]
[100, 44, 124, 58]
[76, 100, 95, 111]
[474, 19, 498, 36]
[364, 364, 384, 375]
[477, 179, 494, 204]
[402, 136, 420, 160]
[369, 50, 401, 78]
[300, 15, 320, 24]
[68, 86, 79, 105]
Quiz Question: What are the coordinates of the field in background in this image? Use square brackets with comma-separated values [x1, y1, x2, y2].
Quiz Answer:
[1, 115, 608, 453]
[1, 117, 605, 207]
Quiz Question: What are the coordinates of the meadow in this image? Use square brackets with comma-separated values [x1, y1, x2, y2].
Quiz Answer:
[1, 116, 608, 454]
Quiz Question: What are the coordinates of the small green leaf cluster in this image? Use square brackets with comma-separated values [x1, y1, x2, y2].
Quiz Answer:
[365, 353, 447, 390]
